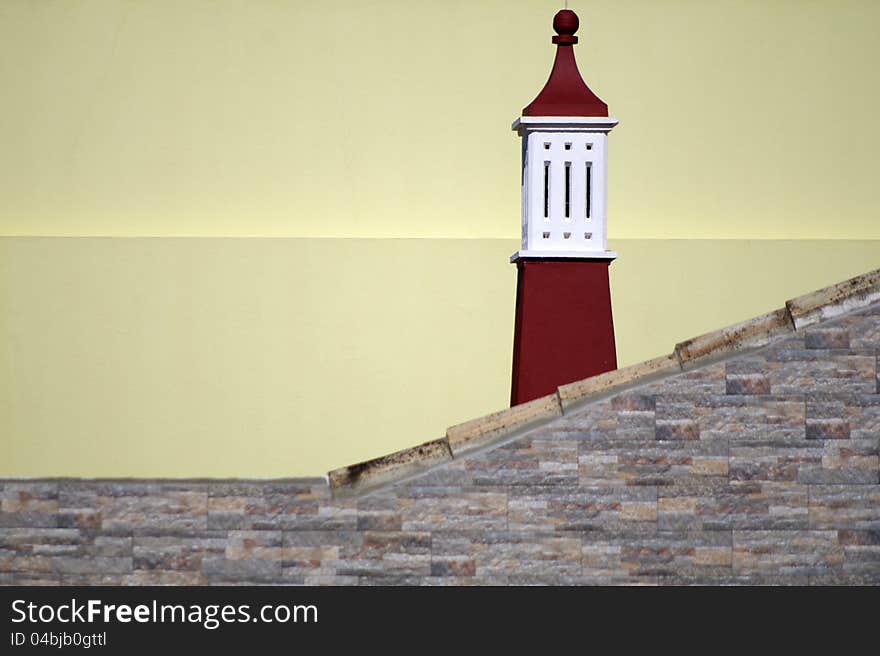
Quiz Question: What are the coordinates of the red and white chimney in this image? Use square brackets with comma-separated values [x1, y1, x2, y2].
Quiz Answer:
[510, 9, 619, 405]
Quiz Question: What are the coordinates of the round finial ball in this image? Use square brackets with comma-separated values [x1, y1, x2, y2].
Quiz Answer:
[553, 9, 579, 36]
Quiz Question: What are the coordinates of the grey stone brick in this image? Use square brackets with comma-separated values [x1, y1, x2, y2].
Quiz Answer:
[200, 558, 282, 583]
[809, 486, 880, 530]
[582, 531, 732, 580]
[732, 530, 843, 577]
[396, 486, 508, 532]
[133, 532, 227, 571]
[659, 481, 808, 531]
[53, 557, 132, 576]
[508, 485, 657, 532]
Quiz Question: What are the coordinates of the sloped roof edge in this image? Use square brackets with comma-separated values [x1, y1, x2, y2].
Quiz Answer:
[328, 267, 880, 497]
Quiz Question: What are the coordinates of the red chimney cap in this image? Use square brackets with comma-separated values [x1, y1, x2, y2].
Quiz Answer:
[522, 9, 609, 117]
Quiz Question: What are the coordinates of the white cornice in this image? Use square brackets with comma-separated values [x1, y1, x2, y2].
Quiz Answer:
[510, 250, 618, 263]
[512, 116, 619, 135]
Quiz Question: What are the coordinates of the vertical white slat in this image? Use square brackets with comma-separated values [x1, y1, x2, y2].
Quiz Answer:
[592, 134, 608, 251]
[549, 142, 566, 248]
[521, 139, 529, 246]
[570, 143, 586, 235]
[527, 133, 545, 250]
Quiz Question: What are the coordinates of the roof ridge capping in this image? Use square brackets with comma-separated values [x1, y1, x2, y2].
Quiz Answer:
[327, 266, 880, 496]
[448, 392, 563, 456]
[674, 307, 794, 371]
[786, 268, 880, 330]
[328, 438, 452, 497]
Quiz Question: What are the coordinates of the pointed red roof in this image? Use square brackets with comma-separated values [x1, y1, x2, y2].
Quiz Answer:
[522, 9, 609, 117]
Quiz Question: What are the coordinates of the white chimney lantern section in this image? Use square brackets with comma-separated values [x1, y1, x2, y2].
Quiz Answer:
[512, 116, 618, 261]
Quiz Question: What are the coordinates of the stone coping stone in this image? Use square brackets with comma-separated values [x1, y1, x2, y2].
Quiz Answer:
[675, 308, 794, 370]
[557, 354, 681, 411]
[787, 268, 880, 330]
[446, 393, 563, 456]
[328, 439, 453, 497]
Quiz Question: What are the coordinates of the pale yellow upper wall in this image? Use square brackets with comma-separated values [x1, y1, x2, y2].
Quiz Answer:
[2, 0, 878, 239]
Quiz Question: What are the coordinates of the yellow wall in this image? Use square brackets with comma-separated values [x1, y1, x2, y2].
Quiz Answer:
[2, 1, 879, 477]
[2, 0, 879, 239]
[3, 238, 879, 478]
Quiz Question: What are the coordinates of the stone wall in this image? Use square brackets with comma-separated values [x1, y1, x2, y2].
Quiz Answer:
[2, 304, 879, 585]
